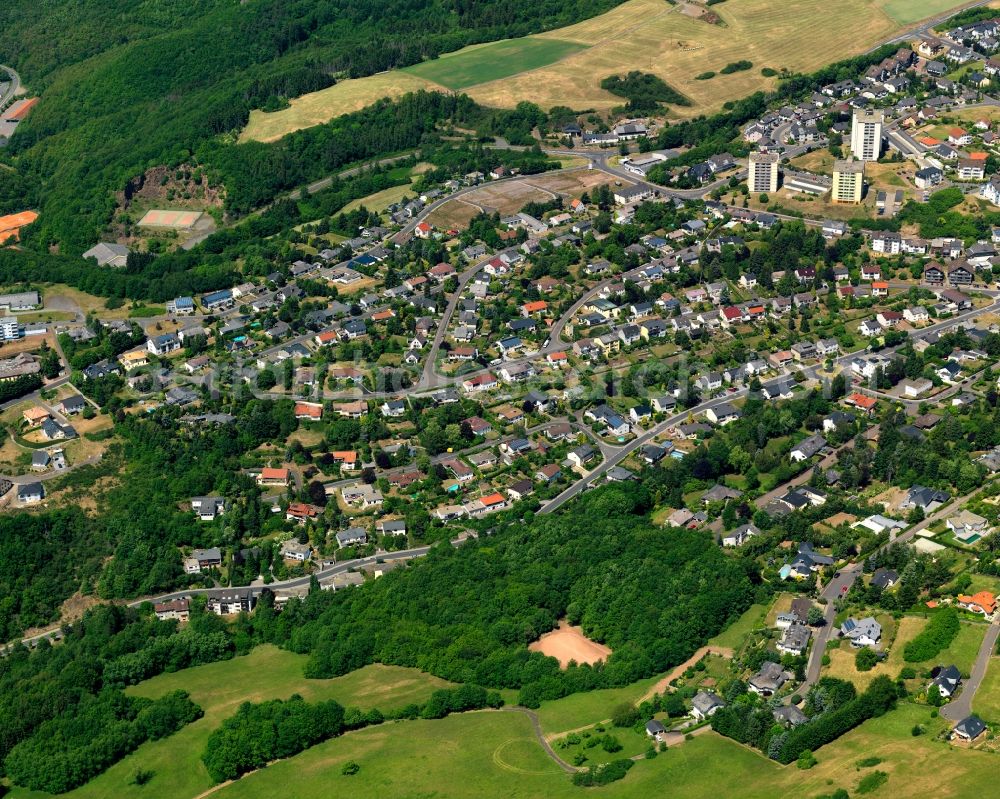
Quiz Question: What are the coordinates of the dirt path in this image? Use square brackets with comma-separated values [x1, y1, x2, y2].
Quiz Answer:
[501, 707, 579, 773]
[636, 646, 734, 704]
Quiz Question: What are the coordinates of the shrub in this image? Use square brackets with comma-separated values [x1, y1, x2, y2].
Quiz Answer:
[797, 749, 818, 769]
[720, 60, 753, 74]
[856, 756, 882, 768]
[611, 702, 640, 728]
[341, 761, 360, 776]
[855, 648, 878, 672]
[600, 72, 690, 111]
[761, 67, 778, 77]
[571, 759, 634, 787]
[857, 771, 888, 794]
[903, 607, 959, 662]
[130, 769, 154, 786]
[696, 71, 716, 80]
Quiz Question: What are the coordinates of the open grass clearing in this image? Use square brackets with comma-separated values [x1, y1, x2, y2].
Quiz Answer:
[533, 673, 664, 735]
[402, 37, 588, 89]
[710, 601, 769, 650]
[3, 646, 455, 799]
[40, 283, 126, 319]
[822, 615, 987, 690]
[341, 181, 417, 214]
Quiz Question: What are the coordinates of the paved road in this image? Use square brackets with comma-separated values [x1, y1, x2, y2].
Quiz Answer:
[0, 65, 20, 109]
[941, 620, 1000, 722]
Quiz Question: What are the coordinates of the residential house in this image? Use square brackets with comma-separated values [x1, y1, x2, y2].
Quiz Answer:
[840, 616, 881, 648]
[691, 691, 726, 720]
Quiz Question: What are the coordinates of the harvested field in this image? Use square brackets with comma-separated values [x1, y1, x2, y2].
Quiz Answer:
[461, 182, 556, 215]
[241, 72, 444, 143]
[529, 620, 612, 667]
[527, 168, 620, 195]
[467, 0, 903, 114]
[425, 200, 481, 230]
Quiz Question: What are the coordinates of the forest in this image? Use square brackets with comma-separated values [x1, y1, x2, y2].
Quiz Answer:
[0, 134, 555, 304]
[0, 603, 232, 793]
[599, 72, 690, 113]
[244, 484, 765, 705]
[0, 0, 626, 251]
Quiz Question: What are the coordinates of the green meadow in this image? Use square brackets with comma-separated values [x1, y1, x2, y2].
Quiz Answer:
[402, 37, 588, 89]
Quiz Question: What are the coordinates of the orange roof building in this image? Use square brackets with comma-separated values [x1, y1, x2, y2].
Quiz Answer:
[0, 210, 38, 243]
[331, 451, 358, 466]
[523, 300, 548, 314]
[294, 402, 323, 420]
[957, 591, 997, 616]
[481, 492, 507, 508]
[846, 392, 877, 412]
[4, 97, 37, 122]
[258, 466, 290, 484]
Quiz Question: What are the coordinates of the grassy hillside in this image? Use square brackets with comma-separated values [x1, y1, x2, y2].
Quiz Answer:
[4, 646, 453, 799]
[243, 0, 974, 143]
[0, 0, 630, 251]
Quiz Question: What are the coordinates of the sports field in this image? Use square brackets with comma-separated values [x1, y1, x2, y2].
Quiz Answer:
[404, 37, 588, 89]
[137, 209, 202, 228]
[242, 0, 974, 144]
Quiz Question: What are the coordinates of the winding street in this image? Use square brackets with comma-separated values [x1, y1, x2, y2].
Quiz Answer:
[0, 65, 20, 109]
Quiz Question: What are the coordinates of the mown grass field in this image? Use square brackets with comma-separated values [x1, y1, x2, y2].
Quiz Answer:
[973, 655, 1000, 722]
[86, 701, 992, 799]
[5, 646, 452, 799]
[879, 0, 980, 25]
[402, 37, 588, 89]
[242, 0, 967, 143]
